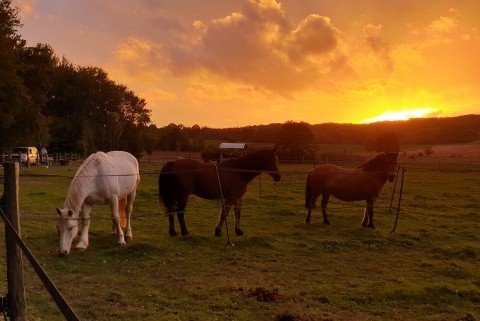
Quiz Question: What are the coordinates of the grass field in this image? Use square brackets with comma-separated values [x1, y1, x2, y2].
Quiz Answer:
[1, 154, 480, 321]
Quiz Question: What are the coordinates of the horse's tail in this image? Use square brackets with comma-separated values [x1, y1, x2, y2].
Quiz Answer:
[118, 198, 127, 228]
[305, 172, 312, 209]
[158, 161, 176, 213]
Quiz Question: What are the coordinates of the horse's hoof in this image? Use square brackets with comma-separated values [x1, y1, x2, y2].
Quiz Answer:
[305, 218, 311, 224]
[125, 235, 132, 243]
[181, 230, 189, 237]
[235, 227, 244, 236]
[214, 228, 222, 237]
[75, 246, 87, 252]
[117, 241, 127, 247]
[169, 229, 178, 237]
[75, 241, 88, 252]
[323, 220, 330, 225]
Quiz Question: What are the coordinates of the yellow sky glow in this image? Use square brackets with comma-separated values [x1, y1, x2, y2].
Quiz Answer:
[362, 108, 438, 123]
[13, 0, 480, 127]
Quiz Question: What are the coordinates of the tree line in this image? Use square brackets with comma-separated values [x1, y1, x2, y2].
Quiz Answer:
[1, 0, 151, 156]
[154, 114, 479, 159]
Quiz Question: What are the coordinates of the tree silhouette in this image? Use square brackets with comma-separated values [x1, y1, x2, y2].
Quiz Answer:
[277, 121, 315, 160]
[373, 132, 400, 153]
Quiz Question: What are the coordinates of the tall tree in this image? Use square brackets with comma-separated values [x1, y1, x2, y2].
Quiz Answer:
[0, 0, 29, 150]
[46, 63, 151, 154]
[19, 43, 57, 146]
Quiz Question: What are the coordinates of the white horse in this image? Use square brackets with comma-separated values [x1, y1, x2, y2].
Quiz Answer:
[56, 151, 140, 256]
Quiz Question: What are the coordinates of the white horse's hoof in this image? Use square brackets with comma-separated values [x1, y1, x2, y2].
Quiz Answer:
[125, 235, 132, 243]
[117, 241, 127, 247]
[75, 244, 88, 252]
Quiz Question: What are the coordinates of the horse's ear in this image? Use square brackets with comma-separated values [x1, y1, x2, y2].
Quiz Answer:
[56, 208, 62, 216]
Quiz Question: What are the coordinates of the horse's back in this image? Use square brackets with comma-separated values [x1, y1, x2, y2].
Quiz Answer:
[308, 164, 354, 180]
[159, 158, 219, 200]
[106, 151, 139, 174]
[307, 164, 382, 201]
[95, 151, 139, 195]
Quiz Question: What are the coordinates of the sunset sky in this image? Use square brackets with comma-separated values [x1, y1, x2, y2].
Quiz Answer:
[13, 0, 480, 128]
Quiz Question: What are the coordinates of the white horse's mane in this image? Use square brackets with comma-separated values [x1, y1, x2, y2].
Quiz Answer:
[64, 152, 109, 212]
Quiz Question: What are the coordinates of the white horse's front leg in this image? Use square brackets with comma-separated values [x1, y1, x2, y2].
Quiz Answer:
[76, 203, 91, 251]
[110, 195, 126, 246]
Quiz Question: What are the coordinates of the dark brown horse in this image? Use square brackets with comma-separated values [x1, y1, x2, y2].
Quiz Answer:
[159, 148, 281, 236]
[305, 152, 398, 228]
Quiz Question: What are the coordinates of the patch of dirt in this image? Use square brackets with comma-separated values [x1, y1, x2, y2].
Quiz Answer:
[275, 313, 320, 321]
[240, 287, 282, 302]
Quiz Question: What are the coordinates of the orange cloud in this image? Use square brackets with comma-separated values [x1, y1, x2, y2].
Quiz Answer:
[159, 0, 342, 93]
[96, 1, 480, 126]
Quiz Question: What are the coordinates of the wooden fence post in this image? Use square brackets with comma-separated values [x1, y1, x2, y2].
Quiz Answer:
[4, 162, 26, 321]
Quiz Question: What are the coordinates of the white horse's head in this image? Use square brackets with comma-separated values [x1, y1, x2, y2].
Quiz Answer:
[56, 208, 79, 256]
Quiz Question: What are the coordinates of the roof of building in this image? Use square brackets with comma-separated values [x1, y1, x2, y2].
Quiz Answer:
[219, 143, 247, 150]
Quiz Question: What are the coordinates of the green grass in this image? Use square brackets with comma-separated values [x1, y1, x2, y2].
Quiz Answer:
[1, 157, 480, 321]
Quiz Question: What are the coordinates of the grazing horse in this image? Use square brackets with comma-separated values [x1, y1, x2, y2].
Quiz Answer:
[56, 151, 140, 256]
[305, 152, 398, 228]
[158, 148, 281, 237]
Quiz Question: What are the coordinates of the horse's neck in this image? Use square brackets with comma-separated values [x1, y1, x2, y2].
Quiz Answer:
[64, 177, 89, 213]
[223, 157, 260, 181]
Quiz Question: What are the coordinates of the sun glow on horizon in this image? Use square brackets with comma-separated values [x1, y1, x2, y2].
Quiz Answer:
[362, 107, 438, 123]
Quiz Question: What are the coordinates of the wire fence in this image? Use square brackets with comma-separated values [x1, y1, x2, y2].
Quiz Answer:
[1, 154, 479, 225]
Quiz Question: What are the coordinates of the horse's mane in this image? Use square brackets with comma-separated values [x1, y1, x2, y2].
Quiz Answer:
[358, 152, 398, 172]
[220, 149, 272, 169]
[64, 152, 108, 210]
[358, 154, 386, 171]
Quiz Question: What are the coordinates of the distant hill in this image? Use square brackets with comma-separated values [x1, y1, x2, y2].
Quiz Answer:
[311, 114, 480, 145]
[201, 114, 480, 146]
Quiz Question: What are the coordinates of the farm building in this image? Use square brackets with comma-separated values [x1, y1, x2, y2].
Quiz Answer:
[219, 142, 247, 161]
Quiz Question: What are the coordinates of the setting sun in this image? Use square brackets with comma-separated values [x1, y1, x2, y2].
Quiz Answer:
[362, 108, 438, 123]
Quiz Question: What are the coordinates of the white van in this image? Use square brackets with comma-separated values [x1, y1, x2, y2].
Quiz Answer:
[11, 147, 39, 166]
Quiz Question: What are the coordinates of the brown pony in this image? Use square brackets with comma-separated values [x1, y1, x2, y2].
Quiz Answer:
[159, 148, 281, 236]
[305, 152, 398, 228]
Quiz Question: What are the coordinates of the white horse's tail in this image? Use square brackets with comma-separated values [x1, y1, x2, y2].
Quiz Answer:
[119, 198, 127, 228]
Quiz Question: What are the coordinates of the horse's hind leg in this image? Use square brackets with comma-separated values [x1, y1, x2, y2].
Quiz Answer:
[164, 200, 178, 236]
[110, 195, 126, 246]
[176, 197, 189, 236]
[305, 193, 320, 224]
[177, 211, 189, 236]
[168, 213, 177, 236]
[124, 190, 137, 242]
[321, 194, 330, 225]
